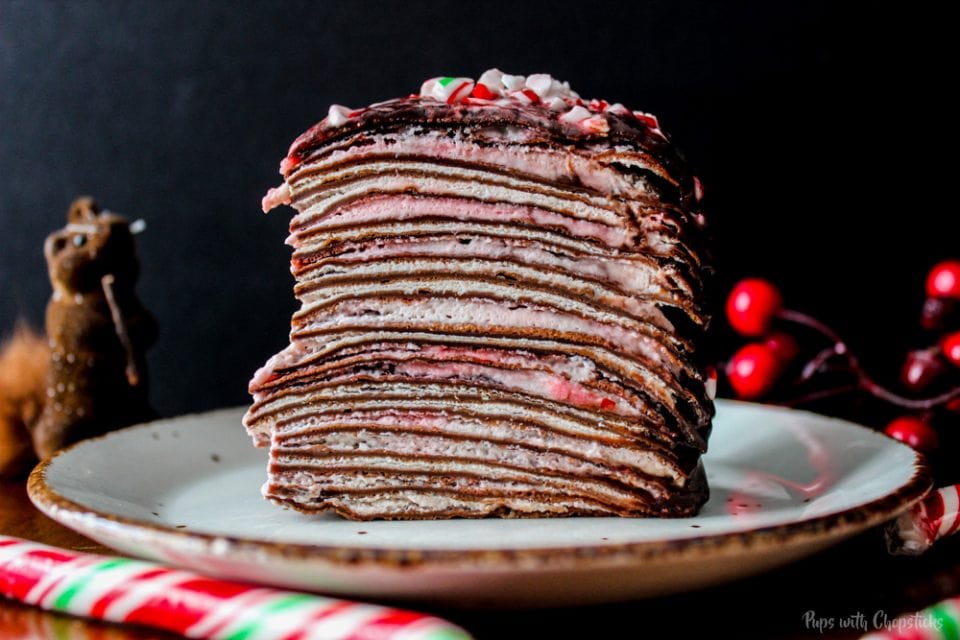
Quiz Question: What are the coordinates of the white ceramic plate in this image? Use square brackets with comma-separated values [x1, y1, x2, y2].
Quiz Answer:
[29, 400, 930, 607]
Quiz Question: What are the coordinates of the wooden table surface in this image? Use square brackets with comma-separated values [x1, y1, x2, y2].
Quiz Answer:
[2, 478, 958, 639]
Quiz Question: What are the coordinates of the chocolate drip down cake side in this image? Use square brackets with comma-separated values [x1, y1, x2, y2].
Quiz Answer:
[244, 70, 714, 520]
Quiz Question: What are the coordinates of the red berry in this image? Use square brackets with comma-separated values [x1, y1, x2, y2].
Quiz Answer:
[900, 348, 946, 391]
[943, 331, 960, 367]
[764, 331, 800, 365]
[599, 398, 616, 410]
[947, 397, 960, 414]
[921, 296, 957, 331]
[726, 343, 781, 399]
[884, 416, 939, 453]
[926, 260, 960, 299]
[726, 278, 784, 337]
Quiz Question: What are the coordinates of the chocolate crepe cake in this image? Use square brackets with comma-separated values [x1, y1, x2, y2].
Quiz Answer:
[245, 70, 714, 520]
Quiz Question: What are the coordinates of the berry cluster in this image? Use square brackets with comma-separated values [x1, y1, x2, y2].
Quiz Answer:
[723, 261, 960, 454]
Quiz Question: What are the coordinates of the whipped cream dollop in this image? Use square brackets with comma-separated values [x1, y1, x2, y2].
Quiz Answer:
[322, 69, 665, 139]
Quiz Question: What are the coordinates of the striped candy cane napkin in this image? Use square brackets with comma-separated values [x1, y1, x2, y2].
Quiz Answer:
[886, 485, 960, 556]
[859, 485, 960, 639]
[0, 536, 471, 640]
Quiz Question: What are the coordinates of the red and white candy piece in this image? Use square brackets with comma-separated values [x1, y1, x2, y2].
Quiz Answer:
[588, 98, 609, 112]
[501, 73, 526, 92]
[558, 105, 609, 134]
[474, 68, 505, 99]
[524, 74, 577, 102]
[633, 110, 668, 138]
[524, 73, 554, 99]
[414, 69, 662, 136]
[325, 104, 356, 127]
[420, 77, 475, 104]
[580, 115, 610, 135]
[471, 83, 497, 100]
[559, 105, 592, 124]
[544, 96, 568, 111]
[509, 89, 540, 105]
[633, 110, 660, 129]
[886, 485, 960, 555]
[605, 102, 630, 116]
[0, 535, 471, 640]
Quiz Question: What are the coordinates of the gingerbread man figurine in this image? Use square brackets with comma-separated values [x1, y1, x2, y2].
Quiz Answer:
[31, 197, 157, 459]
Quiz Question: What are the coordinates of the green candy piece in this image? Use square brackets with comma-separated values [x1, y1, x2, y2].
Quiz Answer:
[928, 603, 960, 640]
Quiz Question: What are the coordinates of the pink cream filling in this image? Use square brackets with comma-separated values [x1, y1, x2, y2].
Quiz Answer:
[289, 133, 659, 198]
[254, 342, 669, 411]
[292, 172, 624, 227]
[318, 360, 632, 417]
[287, 343, 601, 383]
[295, 235, 685, 299]
[415, 344, 596, 380]
[317, 343, 636, 400]
[297, 297, 676, 374]
[290, 194, 632, 249]
[262, 183, 292, 212]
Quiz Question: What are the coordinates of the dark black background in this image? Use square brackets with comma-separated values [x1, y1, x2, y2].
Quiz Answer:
[1, 1, 956, 417]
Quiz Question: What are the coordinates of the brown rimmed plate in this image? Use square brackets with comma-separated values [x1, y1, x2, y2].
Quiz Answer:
[28, 400, 931, 607]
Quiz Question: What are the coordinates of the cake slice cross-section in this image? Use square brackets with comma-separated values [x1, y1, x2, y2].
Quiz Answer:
[245, 70, 714, 520]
